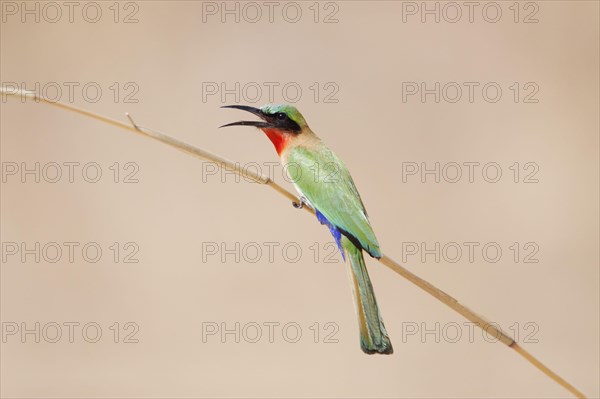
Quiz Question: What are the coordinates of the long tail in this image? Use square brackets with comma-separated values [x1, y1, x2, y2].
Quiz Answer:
[342, 236, 393, 355]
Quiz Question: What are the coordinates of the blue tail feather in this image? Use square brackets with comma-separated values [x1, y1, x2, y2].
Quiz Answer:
[315, 209, 345, 261]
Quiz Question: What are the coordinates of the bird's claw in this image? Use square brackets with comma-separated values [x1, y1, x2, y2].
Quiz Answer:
[292, 198, 306, 209]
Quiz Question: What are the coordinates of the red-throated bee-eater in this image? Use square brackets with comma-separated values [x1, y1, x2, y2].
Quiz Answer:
[221, 104, 393, 354]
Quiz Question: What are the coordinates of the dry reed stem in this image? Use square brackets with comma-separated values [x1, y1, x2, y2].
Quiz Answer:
[0, 87, 586, 398]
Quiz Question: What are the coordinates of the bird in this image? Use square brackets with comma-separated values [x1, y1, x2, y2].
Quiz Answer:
[221, 104, 393, 354]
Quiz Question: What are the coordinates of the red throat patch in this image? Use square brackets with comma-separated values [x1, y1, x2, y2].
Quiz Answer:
[262, 128, 289, 155]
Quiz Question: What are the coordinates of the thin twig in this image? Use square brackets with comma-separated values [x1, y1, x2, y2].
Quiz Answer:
[0, 87, 586, 399]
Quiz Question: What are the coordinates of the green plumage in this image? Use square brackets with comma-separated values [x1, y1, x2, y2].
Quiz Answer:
[343, 236, 393, 354]
[287, 145, 381, 258]
[287, 144, 393, 354]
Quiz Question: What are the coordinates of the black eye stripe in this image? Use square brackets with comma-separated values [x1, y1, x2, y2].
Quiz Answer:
[269, 112, 301, 133]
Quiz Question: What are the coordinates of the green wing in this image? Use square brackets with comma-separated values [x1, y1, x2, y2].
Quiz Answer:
[287, 144, 381, 258]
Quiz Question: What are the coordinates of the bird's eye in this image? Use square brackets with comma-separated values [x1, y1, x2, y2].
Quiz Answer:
[276, 112, 286, 120]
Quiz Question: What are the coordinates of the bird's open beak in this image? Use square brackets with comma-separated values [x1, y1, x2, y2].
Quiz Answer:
[220, 105, 274, 128]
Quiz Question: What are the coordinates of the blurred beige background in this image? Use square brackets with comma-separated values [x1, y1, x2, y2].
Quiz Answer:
[1, 1, 598, 398]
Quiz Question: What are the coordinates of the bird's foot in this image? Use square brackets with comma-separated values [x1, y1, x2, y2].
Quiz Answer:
[292, 197, 306, 209]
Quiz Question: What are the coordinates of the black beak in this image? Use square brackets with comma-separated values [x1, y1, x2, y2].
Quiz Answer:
[220, 105, 273, 129]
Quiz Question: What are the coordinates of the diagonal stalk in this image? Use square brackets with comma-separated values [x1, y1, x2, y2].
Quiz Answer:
[0, 87, 586, 399]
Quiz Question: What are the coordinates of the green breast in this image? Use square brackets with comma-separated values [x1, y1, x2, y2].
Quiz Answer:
[286, 145, 381, 258]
